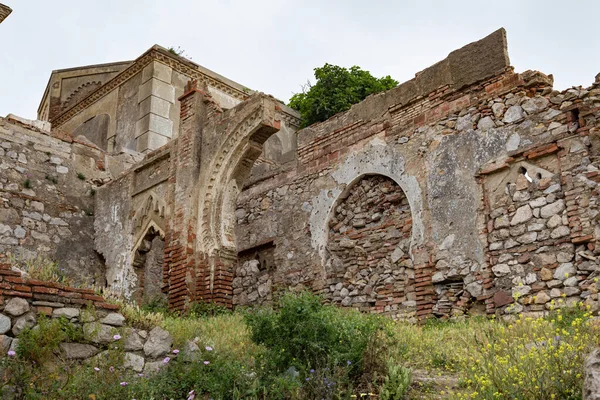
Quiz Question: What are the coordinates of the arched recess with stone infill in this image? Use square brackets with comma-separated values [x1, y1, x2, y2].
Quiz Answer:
[131, 225, 165, 304]
[324, 173, 416, 320]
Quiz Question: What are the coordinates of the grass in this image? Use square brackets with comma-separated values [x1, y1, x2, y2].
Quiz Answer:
[8, 254, 73, 286]
[162, 313, 261, 359]
[1, 291, 597, 399]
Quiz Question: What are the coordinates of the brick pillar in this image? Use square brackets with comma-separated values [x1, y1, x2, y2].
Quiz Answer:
[164, 79, 210, 311]
[413, 246, 435, 320]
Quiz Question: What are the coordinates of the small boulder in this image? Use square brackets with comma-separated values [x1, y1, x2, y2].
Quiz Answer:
[466, 282, 483, 298]
[503, 105, 525, 123]
[510, 205, 532, 226]
[83, 322, 117, 344]
[534, 291, 551, 304]
[554, 263, 576, 281]
[143, 327, 172, 358]
[492, 264, 511, 277]
[53, 308, 80, 320]
[12, 313, 36, 336]
[59, 343, 99, 359]
[123, 329, 144, 351]
[100, 313, 125, 327]
[123, 352, 145, 372]
[5, 298, 30, 317]
[182, 340, 201, 362]
[0, 315, 11, 335]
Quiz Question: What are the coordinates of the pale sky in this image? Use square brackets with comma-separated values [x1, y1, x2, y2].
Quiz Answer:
[1, 0, 599, 120]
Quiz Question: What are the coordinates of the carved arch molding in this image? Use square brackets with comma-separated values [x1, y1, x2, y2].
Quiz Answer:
[196, 96, 281, 258]
[132, 192, 167, 253]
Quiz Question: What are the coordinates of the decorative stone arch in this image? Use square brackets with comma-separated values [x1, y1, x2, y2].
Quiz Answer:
[196, 96, 281, 257]
[164, 82, 282, 309]
[132, 193, 167, 251]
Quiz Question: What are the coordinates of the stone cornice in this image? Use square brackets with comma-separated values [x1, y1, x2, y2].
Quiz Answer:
[51, 46, 253, 128]
[0, 4, 12, 24]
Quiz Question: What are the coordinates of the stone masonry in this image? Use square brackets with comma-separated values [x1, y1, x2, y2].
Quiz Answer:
[232, 28, 600, 320]
[4, 27, 600, 320]
[0, 115, 138, 285]
[0, 261, 176, 375]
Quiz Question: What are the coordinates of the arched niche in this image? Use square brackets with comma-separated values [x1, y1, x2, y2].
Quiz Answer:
[309, 138, 425, 264]
[131, 224, 166, 305]
[324, 173, 416, 319]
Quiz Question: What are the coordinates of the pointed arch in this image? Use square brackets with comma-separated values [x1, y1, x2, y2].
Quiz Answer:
[131, 192, 167, 254]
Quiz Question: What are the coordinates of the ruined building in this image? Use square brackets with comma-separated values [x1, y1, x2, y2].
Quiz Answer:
[2, 25, 600, 320]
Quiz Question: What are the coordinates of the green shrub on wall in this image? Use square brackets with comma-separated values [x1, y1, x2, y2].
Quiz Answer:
[288, 64, 398, 127]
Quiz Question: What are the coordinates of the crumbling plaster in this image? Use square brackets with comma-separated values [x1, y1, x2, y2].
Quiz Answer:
[309, 137, 425, 263]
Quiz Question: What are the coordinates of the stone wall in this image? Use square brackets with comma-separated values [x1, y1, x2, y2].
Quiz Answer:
[233, 29, 600, 319]
[0, 262, 175, 375]
[25, 27, 600, 320]
[0, 115, 119, 285]
[324, 175, 415, 319]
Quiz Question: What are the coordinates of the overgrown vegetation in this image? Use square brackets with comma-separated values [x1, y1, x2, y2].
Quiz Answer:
[8, 254, 72, 286]
[288, 64, 398, 127]
[0, 292, 597, 399]
[167, 46, 192, 60]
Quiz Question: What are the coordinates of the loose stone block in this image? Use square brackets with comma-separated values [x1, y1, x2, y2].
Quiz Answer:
[5, 298, 30, 317]
[0, 315, 11, 335]
[59, 343, 99, 359]
[143, 327, 172, 358]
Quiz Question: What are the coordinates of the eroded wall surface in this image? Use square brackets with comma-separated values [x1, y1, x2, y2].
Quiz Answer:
[66, 27, 600, 319]
[234, 29, 600, 319]
[0, 116, 113, 285]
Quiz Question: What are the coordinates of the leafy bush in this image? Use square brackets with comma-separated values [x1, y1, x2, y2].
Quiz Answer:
[245, 291, 384, 375]
[288, 63, 397, 127]
[0, 316, 84, 398]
